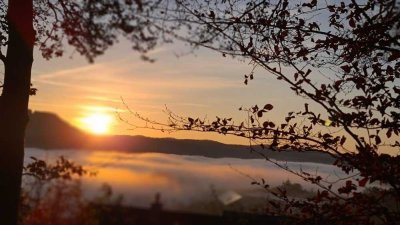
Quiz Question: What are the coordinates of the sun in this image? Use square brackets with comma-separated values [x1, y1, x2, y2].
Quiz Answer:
[81, 113, 113, 135]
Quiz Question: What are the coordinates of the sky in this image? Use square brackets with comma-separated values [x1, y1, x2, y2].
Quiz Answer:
[29, 39, 308, 145]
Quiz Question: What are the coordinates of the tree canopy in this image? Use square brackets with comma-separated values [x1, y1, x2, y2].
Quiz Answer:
[128, 0, 400, 224]
[0, 0, 159, 64]
[1, 0, 400, 224]
[0, 1, 158, 224]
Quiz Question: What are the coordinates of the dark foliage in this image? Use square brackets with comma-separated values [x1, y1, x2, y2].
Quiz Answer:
[126, 1, 400, 224]
[0, 1, 163, 224]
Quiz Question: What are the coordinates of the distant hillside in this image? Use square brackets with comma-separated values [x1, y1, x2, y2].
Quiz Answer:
[25, 111, 334, 164]
[26, 111, 89, 149]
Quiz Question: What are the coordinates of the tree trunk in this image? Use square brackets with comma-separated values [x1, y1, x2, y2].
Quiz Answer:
[0, 0, 34, 224]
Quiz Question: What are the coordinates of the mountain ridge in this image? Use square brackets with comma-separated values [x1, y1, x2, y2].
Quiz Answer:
[25, 111, 334, 164]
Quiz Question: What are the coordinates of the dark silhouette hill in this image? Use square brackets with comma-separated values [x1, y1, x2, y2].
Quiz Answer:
[25, 111, 334, 164]
[26, 111, 89, 149]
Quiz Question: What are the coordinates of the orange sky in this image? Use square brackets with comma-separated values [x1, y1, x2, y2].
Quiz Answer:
[29, 40, 306, 145]
[22, 39, 398, 156]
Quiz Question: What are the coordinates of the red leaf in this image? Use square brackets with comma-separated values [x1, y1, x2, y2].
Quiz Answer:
[358, 177, 368, 187]
[341, 65, 351, 73]
[334, 80, 343, 90]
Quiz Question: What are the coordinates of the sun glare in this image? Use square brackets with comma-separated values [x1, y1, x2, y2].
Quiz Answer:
[81, 113, 113, 134]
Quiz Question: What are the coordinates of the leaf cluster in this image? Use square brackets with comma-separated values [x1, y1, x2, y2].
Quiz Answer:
[128, 0, 400, 223]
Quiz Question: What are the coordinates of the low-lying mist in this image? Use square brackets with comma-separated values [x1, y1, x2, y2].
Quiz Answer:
[24, 148, 347, 209]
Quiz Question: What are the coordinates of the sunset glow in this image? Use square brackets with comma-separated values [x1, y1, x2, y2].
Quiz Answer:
[80, 112, 113, 134]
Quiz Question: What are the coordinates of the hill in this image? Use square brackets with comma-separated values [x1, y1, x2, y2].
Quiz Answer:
[25, 111, 334, 164]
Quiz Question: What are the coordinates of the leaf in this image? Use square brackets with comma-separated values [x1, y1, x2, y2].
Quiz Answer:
[349, 18, 355, 28]
[209, 11, 215, 19]
[264, 104, 274, 110]
[358, 177, 368, 187]
[324, 119, 332, 126]
[29, 88, 38, 96]
[305, 69, 312, 77]
[328, 5, 336, 12]
[257, 110, 263, 117]
[386, 129, 392, 138]
[375, 135, 382, 145]
[340, 136, 347, 145]
[341, 65, 351, 73]
[334, 80, 343, 91]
